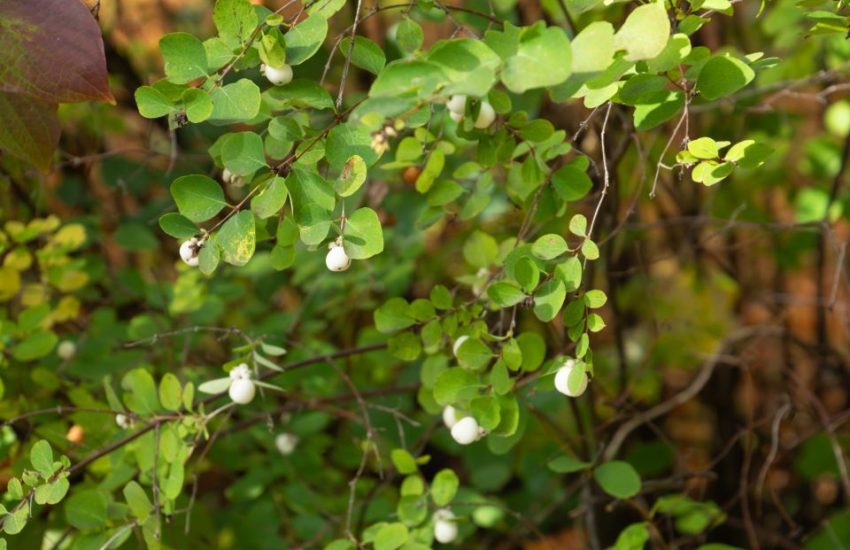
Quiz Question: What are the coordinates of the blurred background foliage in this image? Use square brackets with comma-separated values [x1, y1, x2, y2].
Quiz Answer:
[3, 0, 850, 548]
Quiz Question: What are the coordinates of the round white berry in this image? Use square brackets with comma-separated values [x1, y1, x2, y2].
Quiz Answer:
[325, 244, 351, 272]
[263, 63, 293, 86]
[179, 237, 201, 267]
[449, 110, 464, 123]
[115, 414, 131, 429]
[452, 335, 469, 357]
[554, 359, 587, 397]
[229, 363, 252, 381]
[57, 340, 76, 360]
[473, 101, 496, 129]
[450, 416, 480, 445]
[442, 405, 461, 429]
[229, 378, 256, 404]
[434, 509, 458, 543]
[447, 95, 467, 114]
[275, 432, 299, 456]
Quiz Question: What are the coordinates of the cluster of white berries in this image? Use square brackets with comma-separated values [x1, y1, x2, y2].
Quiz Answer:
[222, 167, 246, 188]
[370, 125, 398, 156]
[326, 240, 351, 272]
[446, 95, 496, 129]
[228, 363, 257, 404]
[433, 508, 458, 544]
[179, 236, 203, 267]
[443, 405, 486, 445]
[554, 358, 588, 397]
[57, 340, 76, 360]
[275, 432, 299, 456]
[260, 63, 293, 86]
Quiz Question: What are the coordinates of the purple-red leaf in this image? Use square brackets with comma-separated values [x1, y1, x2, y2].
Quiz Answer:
[0, 0, 114, 104]
[0, 91, 60, 171]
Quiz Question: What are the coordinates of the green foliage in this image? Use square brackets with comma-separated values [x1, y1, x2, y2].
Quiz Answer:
[2, 0, 843, 547]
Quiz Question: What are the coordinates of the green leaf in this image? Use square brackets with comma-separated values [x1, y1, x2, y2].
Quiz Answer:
[375, 298, 415, 333]
[217, 211, 256, 266]
[170, 175, 227, 223]
[30, 440, 54, 477]
[251, 176, 288, 219]
[160, 32, 208, 84]
[471, 395, 501, 430]
[374, 522, 408, 550]
[571, 22, 615, 74]
[633, 90, 685, 131]
[182, 88, 213, 123]
[502, 26, 572, 93]
[613, 523, 650, 550]
[724, 139, 772, 168]
[343, 207, 384, 260]
[457, 338, 492, 370]
[434, 368, 479, 405]
[514, 257, 540, 293]
[340, 36, 386, 75]
[13, 330, 57, 361]
[552, 164, 593, 202]
[613, 3, 671, 61]
[687, 137, 719, 159]
[222, 131, 267, 176]
[65, 489, 109, 530]
[159, 373, 182, 411]
[431, 469, 459, 506]
[135, 86, 176, 119]
[487, 281, 526, 308]
[34, 477, 69, 505]
[389, 331, 422, 361]
[533, 278, 567, 322]
[463, 230, 498, 268]
[123, 481, 153, 523]
[335, 155, 367, 197]
[569, 214, 588, 237]
[391, 449, 418, 474]
[532, 234, 568, 260]
[426, 38, 502, 96]
[286, 15, 328, 65]
[213, 0, 257, 48]
[584, 290, 607, 308]
[396, 18, 424, 54]
[696, 55, 755, 101]
[267, 79, 334, 110]
[691, 160, 733, 186]
[547, 455, 591, 473]
[209, 79, 262, 122]
[121, 368, 160, 415]
[594, 461, 642, 499]
[326, 123, 379, 170]
[369, 60, 446, 99]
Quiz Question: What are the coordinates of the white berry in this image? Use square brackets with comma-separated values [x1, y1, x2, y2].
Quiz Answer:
[434, 508, 458, 543]
[473, 101, 496, 129]
[449, 110, 464, 123]
[450, 416, 480, 445]
[179, 237, 201, 267]
[442, 405, 461, 429]
[325, 244, 351, 272]
[229, 378, 256, 404]
[447, 95, 467, 114]
[452, 335, 469, 357]
[229, 363, 252, 381]
[554, 359, 588, 397]
[262, 63, 293, 86]
[57, 340, 76, 360]
[115, 414, 131, 429]
[275, 432, 299, 456]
